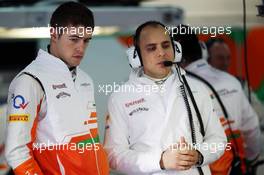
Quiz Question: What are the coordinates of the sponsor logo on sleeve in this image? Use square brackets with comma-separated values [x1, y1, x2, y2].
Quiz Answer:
[9, 114, 29, 122]
[12, 95, 29, 109]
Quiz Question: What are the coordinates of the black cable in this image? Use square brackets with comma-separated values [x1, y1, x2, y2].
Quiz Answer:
[253, 159, 264, 168]
[181, 75, 205, 175]
[175, 67, 204, 175]
[243, 0, 251, 103]
[182, 75, 205, 137]
[179, 84, 197, 142]
[176, 68, 197, 143]
[186, 70, 244, 173]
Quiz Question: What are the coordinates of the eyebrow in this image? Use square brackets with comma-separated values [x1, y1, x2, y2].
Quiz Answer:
[69, 35, 81, 38]
[69, 35, 92, 40]
[162, 41, 171, 44]
[145, 43, 156, 48]
[145, 40, 171, 47]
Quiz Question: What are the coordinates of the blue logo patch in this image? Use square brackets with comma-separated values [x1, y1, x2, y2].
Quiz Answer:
[13, 95, 29, 109]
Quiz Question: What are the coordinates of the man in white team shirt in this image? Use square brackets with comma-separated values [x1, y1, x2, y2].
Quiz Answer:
[104, 21, 226, 175]
[173, 25, 261, 175]
[5, 2, 109, 175]
[206, 38, 264, 131]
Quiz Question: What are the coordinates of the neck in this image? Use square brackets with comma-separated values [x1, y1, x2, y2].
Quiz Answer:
[49, 44, 59, 59]
[143, 71, 172, 81]
[49, 44, 71, 69]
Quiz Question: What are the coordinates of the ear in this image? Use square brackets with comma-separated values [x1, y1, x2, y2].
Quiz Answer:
[50, 27, 58, 42]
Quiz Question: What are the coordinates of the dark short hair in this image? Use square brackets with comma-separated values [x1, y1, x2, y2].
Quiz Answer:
[206, 38, 226, 61]
[206, 38, 225, 50]
[133, 21, 174, 61]
[50, 1, 94, 29]
[172, 24, 202, 63]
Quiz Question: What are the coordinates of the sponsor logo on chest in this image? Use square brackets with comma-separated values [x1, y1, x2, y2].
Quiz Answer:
[217, 88, 238, 96]
[125, 98, 146, 108]
[129, 107, 149, 116]
[52, 83, 67, 90]
[56, 92, 71, 99]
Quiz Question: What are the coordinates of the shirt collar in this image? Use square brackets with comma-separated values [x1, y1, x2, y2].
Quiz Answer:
[129, 67, 184, 88]
[185, 59, 209, 72]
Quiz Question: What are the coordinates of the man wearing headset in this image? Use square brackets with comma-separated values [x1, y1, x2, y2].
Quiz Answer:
[173, 25, 261, 175]
[5, 2, 109, 175]
[104, 21, 226, 175]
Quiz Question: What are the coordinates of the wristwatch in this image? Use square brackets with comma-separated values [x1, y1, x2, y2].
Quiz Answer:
[196, 150, 204, 166]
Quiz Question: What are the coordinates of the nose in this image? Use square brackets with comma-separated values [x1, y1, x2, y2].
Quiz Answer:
[76, 40, 86, 54]
[157, 46, 166, 57]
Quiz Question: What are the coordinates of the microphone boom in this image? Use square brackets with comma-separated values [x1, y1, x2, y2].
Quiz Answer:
[163, 61, 176, 67]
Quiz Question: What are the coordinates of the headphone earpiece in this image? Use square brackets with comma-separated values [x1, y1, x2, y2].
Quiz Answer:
[126, 46, 141, 69]
[173, 41, 182, 63]
[126, 41, 182, 69]
[199, 41, 208, 60]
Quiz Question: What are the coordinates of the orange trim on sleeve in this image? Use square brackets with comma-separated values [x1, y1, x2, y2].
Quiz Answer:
[13, 158, 43, 175]
[0, 163, 8, 170]
[88, 119, 97, 124]
[31, 98, 43, 140]
[26, 98, 42, 157]
[90, 112, 97, 118]
[19, 98, 43, 174]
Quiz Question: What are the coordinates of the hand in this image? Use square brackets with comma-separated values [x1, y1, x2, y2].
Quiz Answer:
[160, 137, 199, 171]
